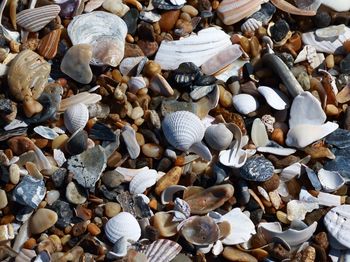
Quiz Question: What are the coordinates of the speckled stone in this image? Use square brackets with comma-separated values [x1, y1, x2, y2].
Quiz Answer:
[240, 155, 274, 182]
[52, 168, 67, 188]
[12, 175, 46, 208]
[270, 20, 289, 42]
[51, 200, 74, 228]
[325, 128, 350, 148]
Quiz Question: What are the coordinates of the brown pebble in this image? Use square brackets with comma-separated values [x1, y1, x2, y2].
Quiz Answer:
[23, 238, 37, 249]
[124, 43, 145, 57]
[223, 247, 257, 262]
[344, 39, 350, 53]
[34, 138, 49, 148]
[325, 54, 334, 68]
[301, 246, 316, 262]
[314, 232, 329, 250]
[219, 85, 233, 108]
[271, 128, 284, 145]
[105, 202, 121, 218]
[23, 95, 43, 118]
[271, 243, 290, 260]
[142, 143, 164, 159]
[107, 151, 122, 168]
[8, 136, 35, 155]
[159, 10, 181, 32]
[71, 221, 89, 237]
[52, 134, 69, 149]
[137, 40, 158, 57]
[37, 28, 61, 60]
[143, 60, 162, 78]
[155, 166, 182, 195]
[30, 208, 58, 234]
[261, 174, 280, 192]
[87, 223, 101, 236]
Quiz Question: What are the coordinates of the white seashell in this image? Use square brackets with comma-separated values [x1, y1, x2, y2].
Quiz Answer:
[128, 76, 146, 94]
[115, 166, 150, 181]
[84, 0, 106, 12]
[67, 11, 127, 66]
[0, 64, 8, 77]
[107, 236, 128, 259]
[221, 208, 256, 245]
[105, 212, 141, 243]
[4, 119, 28, 131]
[162, 111, 212, 161]
[257, 186, 270, 202]
[33, 126, 59, 140]
[204, 124, 233, 151]
[232, 94, 259, 115]
[316, 24, 347, 41]
[119, 56, 146, 76]
[169, 0, 186, 5]
[318, 168, 345, 193]
[139, 11, 161, 23]
[214, 60, 248, 82]
[304, 165, 322, 191]
[121, 125, 140, 159]
[16, 5, 61, 32]
[53, 149, 66, 167]
[212, 240, 224, 256]
[286, 200, 319, 221]
[324, 205, 350, 249]
[251, 118, 269, 147]
[258, 86, 287, 110]
[280, 162, 302, 182]
[259, 221, 317, 247]
[241, 18, 262, 33]
[161, 185, 186, 204]
[143, 239, 182, 262]
[289, 92, 326, 129]
[129, 169, 158, 194]
[294, 0, 350, 12]
[286, 122, 339, 148]
[33, 145, 52, 171]
[64, 103, 89, 134]
[60, 92, 102, 111]
[155, 27, 231, 70]
[294, 45, 324, 68]
[257, 146, 296, 156]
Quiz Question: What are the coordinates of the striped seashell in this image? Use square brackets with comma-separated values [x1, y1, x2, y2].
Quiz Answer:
[17, 5, 61, 32]
[241, 18, 262, 34]
[64, 103, 89, 133]
[129, 169, 158, 194]
[217, 0, 265, 25]
[143, 239, 182, 262]
[105, 212, 141, 243]
[37, 28, 62, 60]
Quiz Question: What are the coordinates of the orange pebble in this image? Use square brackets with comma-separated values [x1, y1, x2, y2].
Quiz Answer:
[149, 198, 158, 210]
[271, 128, 284, 145]
[344, 40, 350, 53]
[23, 238, 37, 249]
[87, 223, 101, 236]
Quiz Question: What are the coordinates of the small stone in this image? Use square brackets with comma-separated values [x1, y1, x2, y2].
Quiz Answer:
[313, 11, 331, 28]
[52, 134, 69, 149]
[105, 202, 121, 218]
[101, 170, 125, 188]
[143, 61, 162, 78]
[60, 44, 93, 84]
[340, 54, 350, 74]
[0, 224, 14, 242]
[131, 107, 144, 120]
[219, 85, 233, 108]
[0, 189, 8, 209]
[271, 128, 284, 145]
[137, 40, 158, 57]
[270, 20, 290, 43]
[343, 39, 350, 53]
[142, 143, 164, 159]
[71, 220, 89, 236]
[66, 181, 87, 205]
[314, 232, 329, 250]
[240, 155, 274, 182]
[30, 208, 58, 234]
[155, 166, 182, 195]
[51, 200, 74, 228]
[123, 8, 139, 35]
[107, 151, 122, 168]
[181, 5, 198, 17]
[23, 238, 37, 249]
[37, 28, 61, 60]
[260, 173, 280, 192]
[159, 10, 180, 32]
[325, 54, 334, 68]
[52, 168, 67, 188]
[301, 246, 316, 262]
[103, 0, 129, 16]
[223, 247, 257, 262]
[7, 136, 35, 155]
[87, 223, 101, 236]
[271, 243, 290, 260]
[124, 43, 145, 57]
[13, 175, 46, 209]
[9, 164, 20, 184]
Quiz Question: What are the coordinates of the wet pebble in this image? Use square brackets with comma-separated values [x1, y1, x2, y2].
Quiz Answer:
[0, 189, 8, 209]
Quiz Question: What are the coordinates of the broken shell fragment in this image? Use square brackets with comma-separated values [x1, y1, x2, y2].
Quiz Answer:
[318, 169, 345, 193]
[241, 18, 262, 34]
[153, 212, 178, 237]
[105, 212, 141, 243]
[121, 125, 140, 159]
[257, 86, 286, 110]
[143, 239, 182, 262]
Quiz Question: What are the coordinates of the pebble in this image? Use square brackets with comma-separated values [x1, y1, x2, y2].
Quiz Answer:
[0, 189, 8, 209]
[240, 155, 274, 182]
[131, 107, 144, 120]
[314, 11, 332, 28]
[142, 143, 164, 159]
[155, 166, 182, 195]
[340, 54, 350, 74]
[66, 181, 87, 205]
[9, 163, 20, 184]
[30, 208, 58, 234]
[270, 20, 290, 43]
[223, 247, 257, 262]
[51, 168, 67, 188]
[181, 5, 198, 17]
[51, 200, 74, 228]
[159, 10, 180, 32]
[105, 202, 121, 218]
[7, 136, 35, 155]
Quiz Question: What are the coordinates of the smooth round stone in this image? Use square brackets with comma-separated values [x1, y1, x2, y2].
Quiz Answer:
[313, 11, 331, 28]
[30, 208, 58, 234]
[240, 155, 274, 182]
[131, 107, 144, 120]
[46, 190, 60, 205]
[52, 168, 67, 188]
[9, 164, 20, 184]
[223, 247, 257, 262]
[105, 202, 121, 218]
[141, 143, 164, 159]
[0, 189, 8, 209]
[66, 181, 87, 205]
[7, 136, 35, 155]
[51, 200, 74, 228]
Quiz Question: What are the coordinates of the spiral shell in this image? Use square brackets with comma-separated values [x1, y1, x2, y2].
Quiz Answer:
[105, 212, 141, 243]
[64, 103, 89, 134]
[241, 18, 262, 34]
[162, 111, 205, 151]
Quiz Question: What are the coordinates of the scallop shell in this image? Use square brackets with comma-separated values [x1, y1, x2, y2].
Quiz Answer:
[257, 86, 287, 110]
[16, 5, 61, 32]
[64, 103, 89, 134]
[105, 212, 141, 243]
[241, 18, 262, 34]
[129, 169, 158, 194]
[59, 92, 102, 111]
[318, 169, 345, 193]
[162, 111, 212, 161]
[324, 205, 350, 249]
[143, 239, 182, 262]
[204, 123, 233, 151]
[67, 11, 127, 66]
[232, 94, 259, 115]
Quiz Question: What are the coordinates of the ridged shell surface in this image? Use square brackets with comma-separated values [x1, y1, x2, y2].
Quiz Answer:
[129, 169, 157, 194]
[105, 212, 141, 243]
[67, 11, 127, 66]
[144, 239, 182, 262]
[64, 103, 89, 133]
[241, 18, 262, 34]
[324, 205, 350, 248]
[17, 5, 61, 32]
[162, 111, 205, 151]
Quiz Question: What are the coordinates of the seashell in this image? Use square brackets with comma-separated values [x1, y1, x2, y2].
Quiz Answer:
[201, 44, 243, 75]
[317, 168, 345, 192]
[108, 236, 128, 259]
[241, 18, 262, 34]
[143, 239, 182, 262]
[37, 28, 62, 60]
[67, 11, 128, 66]
[59, 92, 102, 111]
[119, 57, 146, 76]
[257, 86, 287, 110]
[153, 0, 183, 10]
[294, 45, 325, 68]
[324, 205, 350, 249]
[114, 166, 150, 181]
[53, 149, 66, 167]
[33, 145, 52, 171]
[16, 5, 61, 32]
[84, 0, 105, 12]
[121, 125, 140, 159]
[54, 0, 80, 18]
[64, 103, 89, 134]
[240, 155, 274, 182]
[257, 146, 296, 156]
[294, 0, 350, 12]
[128, 76, 147, 94]
[67, 145, 107, 188]
[316, 24, 347, 41]
[286, 122, 339, 148]
[161, 185, 186, 204]
[153, 212, 179, 237]
[204, 124, 233, 151]
[181, 216, 220, 245]
[286, 200, 319, 221]
[65, 129, 88, 155]
[270, 0, 316, 16]
[129, 169, 158, 194]
[105, 212, 141, 243]
[232, 94, 259, 115]
[8, 50, 51, 102]
[221, 208, 256, 245]
[217, 0, 264, 25]
[150, 73, 174, 97]
[155, 27, 231, 70]
[162, 111, 212, 161]
[259, 221, 317, 247]
[33, 126, 59, 140]
[251, 118, 269, 147]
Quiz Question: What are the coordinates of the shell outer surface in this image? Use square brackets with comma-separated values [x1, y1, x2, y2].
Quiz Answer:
[129, 169, 158, 194]
[162, 111, 205, 151]
[240, 155, 274, 182]
[64, 103, 89, 134]
[143, 239, 182, 262]
[105, 212, 141, 243]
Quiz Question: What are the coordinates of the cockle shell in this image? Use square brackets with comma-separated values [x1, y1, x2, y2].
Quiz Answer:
[67, 11, 127, 66]
[8, 50, 51, 101]
[143, 239, 182, 262]
[318, 169, 345, 192]
[232, 94, 259, 115]
[217, 0, 264, 25]
[204, 124, 233, 151]
[16, 5, 61, 32]
[129, 169, 158, 194]
[64, 103, 89, 134]
[257, 86, 286, 110]
[162, 111, 212, 161]
[105, 212, 141, 243]
[241, 18, 262, 34]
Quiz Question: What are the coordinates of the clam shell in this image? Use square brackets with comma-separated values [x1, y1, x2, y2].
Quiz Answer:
[121, 125, 140, 159]
[232, 94, 259, 115]
[318, 168, 345, 192]
[33, 126, 59, 140]
[129, 169, 158, 194]
[204, 124, 233, 151]
[16, 5, 61, 32]
[105, 212, 141, 243]
[154, 27, 231, 70]
[59, 92, 102, 111]
[241, 18, 262, 33]
[257, 86, 286, 110]
[64, 103, 89, 134]
[67, 11, 127, 66]
[324, 205, 350, 249]
[144, 239, 182, 262]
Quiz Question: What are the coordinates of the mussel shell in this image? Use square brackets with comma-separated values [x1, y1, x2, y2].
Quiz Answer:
[66, 129, 88, 155]
[89, 122, 116, 141]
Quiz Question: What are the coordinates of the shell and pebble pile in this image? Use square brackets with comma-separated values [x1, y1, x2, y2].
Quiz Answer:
[2, 0, 350, 261]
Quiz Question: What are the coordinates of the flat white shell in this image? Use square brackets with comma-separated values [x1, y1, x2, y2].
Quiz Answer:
[64, 103, 89, 133]
[258, 86, 287, 110]
[241, 18, 262, 33]
[257, 146, 296, 156]
[324, 205, 350, 249]
[129, 169, 158, 194]
[34, 126, 59, 140]
[232, 94, 259, 115]
[204, 124, 233, 151]
[316, 24, 347, 41]
[251, 118, 269, 147]
[105, 212, 141, 243]
[286, 200, 319, 221]
[318, 168, 345, 193]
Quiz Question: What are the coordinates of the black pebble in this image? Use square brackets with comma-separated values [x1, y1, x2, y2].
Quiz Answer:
[313, 11, 331, 28]
[270, 20, 290, 42]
